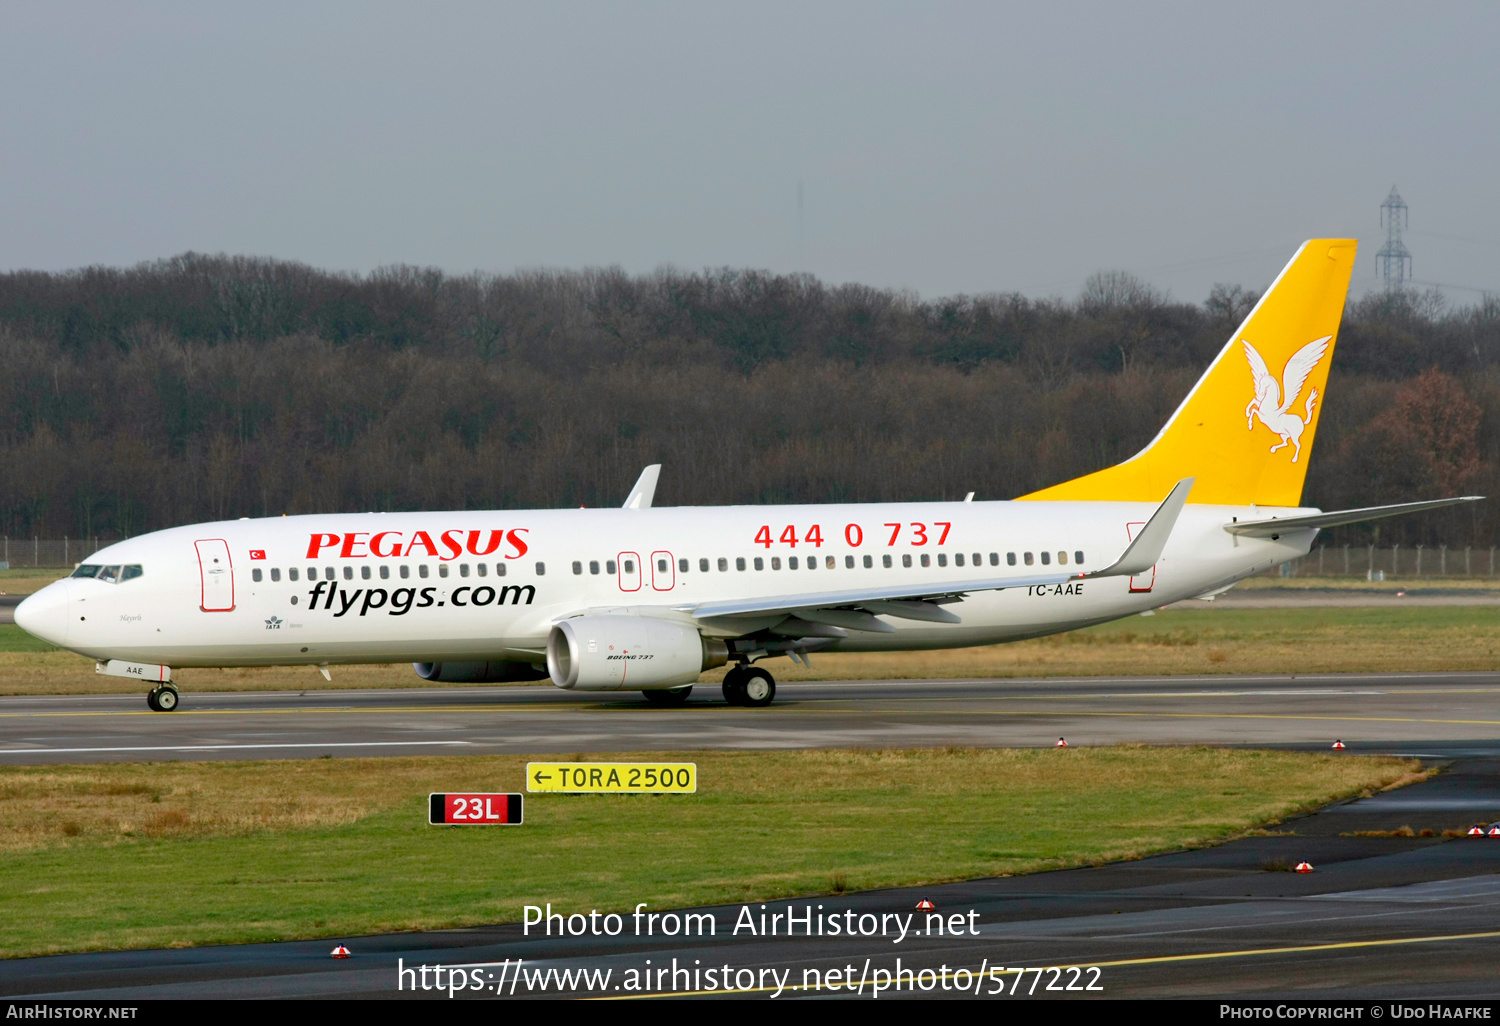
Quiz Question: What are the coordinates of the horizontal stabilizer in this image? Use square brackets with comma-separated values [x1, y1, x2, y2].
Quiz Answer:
[1085, 478, 1195, 577]
[1223, 496, 1484, 537]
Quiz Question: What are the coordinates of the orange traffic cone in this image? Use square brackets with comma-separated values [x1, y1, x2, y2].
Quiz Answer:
[1468, 825, 1486, 837]
[915, 899, 935, 911]
[1294, 861, 1314, 873]
[331, 945, 351, 958]
[1331, 740, 1346, 750]
[1054, 737, 1069, 748]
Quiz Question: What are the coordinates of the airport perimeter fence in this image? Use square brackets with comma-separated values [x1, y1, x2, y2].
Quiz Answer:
[1, 537, 1498, 580]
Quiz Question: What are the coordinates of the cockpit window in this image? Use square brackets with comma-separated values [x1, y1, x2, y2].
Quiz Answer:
[71, 564, 143, 583]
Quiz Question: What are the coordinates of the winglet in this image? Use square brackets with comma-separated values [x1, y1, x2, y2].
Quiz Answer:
[623, 465, 661, 509]
[1087, 478, 1195, 577]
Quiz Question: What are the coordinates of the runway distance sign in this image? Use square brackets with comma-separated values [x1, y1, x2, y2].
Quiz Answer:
[527, 762, 697, 793]
[428, 792, 523, 825]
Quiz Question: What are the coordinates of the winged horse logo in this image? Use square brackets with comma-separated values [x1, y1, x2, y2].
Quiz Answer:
[1242, 335, 1331, 463]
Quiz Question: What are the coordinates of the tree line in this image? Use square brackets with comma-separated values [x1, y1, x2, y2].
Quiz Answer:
[0, 253, 1497, 547]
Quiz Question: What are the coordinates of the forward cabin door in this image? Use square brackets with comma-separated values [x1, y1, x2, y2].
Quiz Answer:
[1124, 522, 1155, 593]
[195, 539, 235, 611]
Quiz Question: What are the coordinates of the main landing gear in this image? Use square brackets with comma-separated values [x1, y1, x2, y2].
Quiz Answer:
[722, 664, 776, 707]
[146, 684, 180, 712]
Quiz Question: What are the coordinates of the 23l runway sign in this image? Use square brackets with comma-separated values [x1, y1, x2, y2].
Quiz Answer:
[428, 792, 524, 825]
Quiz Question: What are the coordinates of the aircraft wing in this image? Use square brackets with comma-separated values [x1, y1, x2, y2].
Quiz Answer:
[683, 478, 1194, 628]
[1223, 496, 1484, 537]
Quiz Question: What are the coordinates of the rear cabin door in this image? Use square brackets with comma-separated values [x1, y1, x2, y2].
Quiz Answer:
[195, 539, 235, 611]
[1124, 522, 1155, 593]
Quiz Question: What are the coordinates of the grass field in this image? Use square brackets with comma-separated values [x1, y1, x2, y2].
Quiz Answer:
[0, 747, 1420, 957]
[2, 602, 1498, 695]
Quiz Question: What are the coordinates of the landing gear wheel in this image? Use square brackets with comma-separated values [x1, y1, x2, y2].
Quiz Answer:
[721, 666, 748, 706]
[643, 686, 693, 707]
[149, 686, 179, 712]
[739, 666, 776, 707]
[146, 689, 160, 711]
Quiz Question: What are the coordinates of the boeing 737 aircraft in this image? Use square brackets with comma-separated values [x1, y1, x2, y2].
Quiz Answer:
[14, 239, 1481, 710]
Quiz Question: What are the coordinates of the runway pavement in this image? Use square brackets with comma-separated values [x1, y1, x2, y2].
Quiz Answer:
[3, 674, 1499, 1000]
[4, 672, 1500, 763]
[3, 738, 1498, 1000]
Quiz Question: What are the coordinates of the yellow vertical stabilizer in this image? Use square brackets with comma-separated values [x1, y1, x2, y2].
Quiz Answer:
[1018, 239, 1357, 507]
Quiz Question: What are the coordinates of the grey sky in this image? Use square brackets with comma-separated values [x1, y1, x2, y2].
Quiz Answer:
[2, 2, 1496, 305]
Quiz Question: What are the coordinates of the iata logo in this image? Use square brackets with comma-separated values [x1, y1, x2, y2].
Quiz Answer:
[1243, 336, 1331, 463]
[265, 615, 283, 630]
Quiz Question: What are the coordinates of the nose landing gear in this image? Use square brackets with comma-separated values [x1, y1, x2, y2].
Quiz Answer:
[147, 684, 180, 712]
[721, 665, 776, 707]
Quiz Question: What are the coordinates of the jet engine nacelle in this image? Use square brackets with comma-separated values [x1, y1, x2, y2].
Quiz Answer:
[547, 615, 728, 690]
[413, 660, 549, 683]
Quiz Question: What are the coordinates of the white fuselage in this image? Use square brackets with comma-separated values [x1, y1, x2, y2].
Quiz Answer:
[18, 500, 1314, 672]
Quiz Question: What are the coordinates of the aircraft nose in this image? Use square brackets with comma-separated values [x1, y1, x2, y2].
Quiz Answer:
[14, 581, 69, 646]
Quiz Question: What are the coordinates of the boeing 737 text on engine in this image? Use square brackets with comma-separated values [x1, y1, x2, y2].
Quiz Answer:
[14, 240, 1481, 710]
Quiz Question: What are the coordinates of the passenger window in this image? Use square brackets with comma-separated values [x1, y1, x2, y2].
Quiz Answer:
[680, 558, 689, 573]
[718, 558, 728, 571]
[772, 557, 782, 570]
[624, 559, 634, 573]
[1041, 551, 1051, 565]
[1007, 553, 1016, 566]
[902, 554, 912, 568]
[1075, 550, 1085, 564]
[121, 565, 143, 582]
[477, 563, 487, 577]
[457, 563, 468, 577]
[825, 556, 835, 569]
[973, 553, 981, 566]
[657, 558, 668, 573]
[326, 567, 336, 581]
[344, 566, 354, 580]
[419, 564, 429, 579]
[572, 561, 583, 575]
[1058, 551, 1068, 565]
[535, 562, 546, 576]
[71, 565, 101, 579]
[736, 557, 746, 571]
[788, 557, 798, 570]
[808, 558, 817, 570]
[920, 554, 930, 568]
[991, 553, 999, 566]
[1023, 552, 1033, 566]
[954, 553, 964, 567]
[590, 561, 600, 575]
[754, 557, 764, 571]
[699, 558, 709, 573]
[379, 565, 389, 579]
[845, 555, 855, 569]
[863, 555, 873, 568]
[360, 565, 371, 580]
[399, 565, 409, 579]
[937, 553, 948, 567]
[882, 555, 892, 568]
[607, 560, 618, 574]
[496, 563, 506, 576]
[252, 568, 263, 583]
[438, 564, 449, 578]
[289, 568, 300, 582]
[271, 568, 281, 582]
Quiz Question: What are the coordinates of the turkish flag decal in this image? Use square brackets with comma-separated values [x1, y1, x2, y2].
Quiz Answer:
[249, 550, 266, 560]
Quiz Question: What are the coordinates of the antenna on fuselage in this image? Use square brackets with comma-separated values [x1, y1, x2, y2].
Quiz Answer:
[623, 465, 661, 509]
